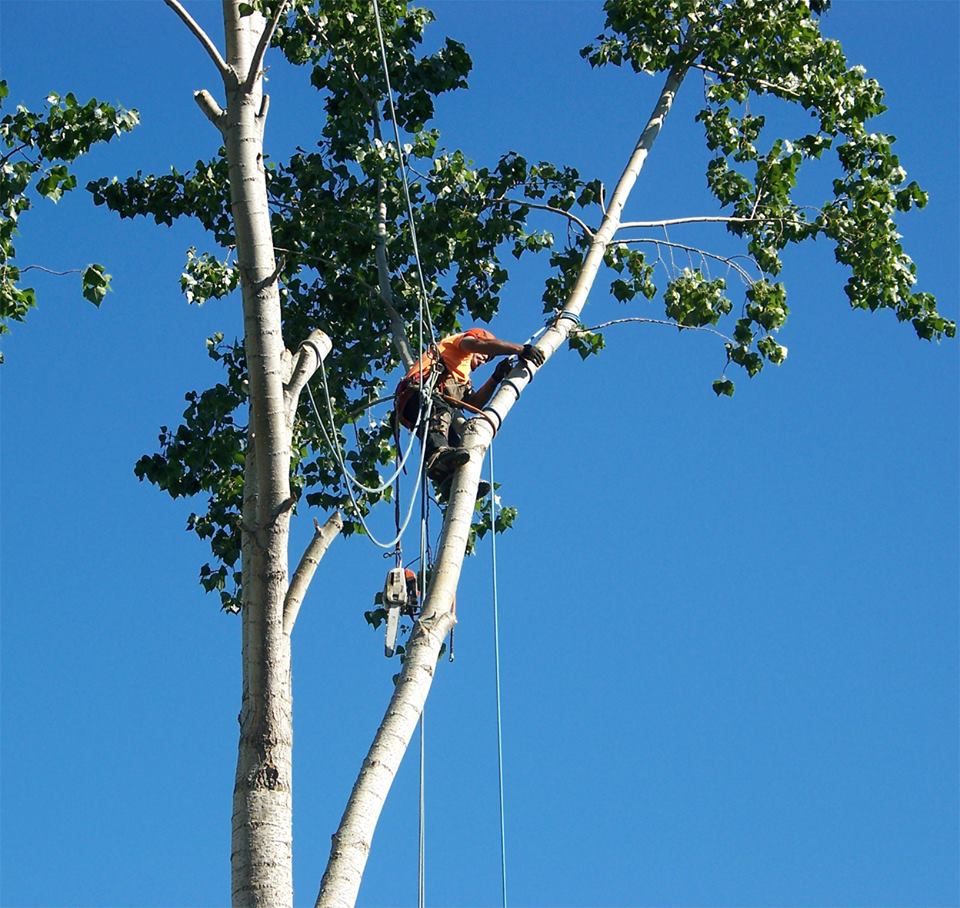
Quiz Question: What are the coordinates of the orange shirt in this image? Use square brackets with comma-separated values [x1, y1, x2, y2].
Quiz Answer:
[404, 328, 493, 386]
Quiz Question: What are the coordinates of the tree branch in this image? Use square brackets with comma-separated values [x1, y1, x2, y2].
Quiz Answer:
[376, 186, 416, 369]
[316, 55, 693, 908]
[305, 10, 377, 110]
[0, 142, 31, 166]
[194, 89, 225, 130]
[617, 214, 804, 230]
[163, 0, 230, 78]
[693, 62, 802, 99]
[17, 264, 81, 276]
[243, 0, 291, 93]
[490, 197, 595, 238]
[284, 328, 333, 423]
[406, 162, 597, 240]
[283, 512, 343, 635]
[616, 237, 758, 285]
[303, 12, 413, 369]
[579, 316, 734, 344]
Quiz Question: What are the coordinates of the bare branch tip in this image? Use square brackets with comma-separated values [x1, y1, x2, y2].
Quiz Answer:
[164, 0, 230, 78]
[243, 0, 291, 93]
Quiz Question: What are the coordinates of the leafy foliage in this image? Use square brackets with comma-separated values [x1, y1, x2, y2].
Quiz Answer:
[582, 0, 953, 394]
[97, 1, 602, 607]
[94, 0, 950, 608]
[0, 82, 137, 353]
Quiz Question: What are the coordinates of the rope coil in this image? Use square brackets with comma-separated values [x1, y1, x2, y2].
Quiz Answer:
[305, 363, 432, 550]
[554, 310, 582, 328]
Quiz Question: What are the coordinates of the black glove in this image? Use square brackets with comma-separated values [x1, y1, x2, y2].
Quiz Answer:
[521, 343, 545, 367]
[493, 357, 514, 382]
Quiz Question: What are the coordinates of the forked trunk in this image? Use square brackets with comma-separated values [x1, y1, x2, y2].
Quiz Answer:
[316, 59, 689, 908]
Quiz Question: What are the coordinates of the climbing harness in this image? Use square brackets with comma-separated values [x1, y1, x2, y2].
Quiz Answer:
[436, 390, 501, 435]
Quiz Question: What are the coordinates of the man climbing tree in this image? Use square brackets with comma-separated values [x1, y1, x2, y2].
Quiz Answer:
[25, 0, 950, 907]
[394, 328, 545, 495]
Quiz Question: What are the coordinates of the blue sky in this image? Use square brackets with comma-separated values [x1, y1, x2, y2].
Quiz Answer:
[1, 3, 957, 907]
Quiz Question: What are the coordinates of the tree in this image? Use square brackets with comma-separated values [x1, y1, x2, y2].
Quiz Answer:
[2, 2, 955, 907]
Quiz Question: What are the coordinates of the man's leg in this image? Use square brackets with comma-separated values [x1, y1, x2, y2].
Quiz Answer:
[425, 395, 454, 460]
[425, 380, 470, 480]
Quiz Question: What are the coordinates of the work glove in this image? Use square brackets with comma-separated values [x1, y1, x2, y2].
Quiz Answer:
[493, 358, 514, 382]
[520, 343, 545, 367]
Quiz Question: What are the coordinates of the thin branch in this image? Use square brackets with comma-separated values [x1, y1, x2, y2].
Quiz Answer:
[376, 187, 416, 369]
[283, 512, 344, 635]
[616, 237, 758, 285]
[163, 0, 230, 78]
[0, 142, 32, 166]
[579, 316, 734, 345]
[693, 62, 802, 99]
[17, 265, 82, 276]
[345, 394, 395, 418]
[405, 162, 597, 239]
[490, 197, 595, 238]
[618, 214, 805, 230]
[243, 0, 291, 93]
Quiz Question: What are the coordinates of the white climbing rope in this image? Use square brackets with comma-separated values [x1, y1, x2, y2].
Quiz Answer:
[489, 443, 509, 908]
[370, 0, 437, 351]
[305, 364, 431, 550]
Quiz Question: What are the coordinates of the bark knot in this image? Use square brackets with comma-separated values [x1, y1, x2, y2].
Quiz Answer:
[250, 760, 285, 791]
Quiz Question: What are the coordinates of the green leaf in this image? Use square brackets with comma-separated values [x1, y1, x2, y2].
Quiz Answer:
[568, 329, 606, 360]
[36, 165, 77, 203]
[81, 264, 111, 306]
[712, 378, 735, 397]
[364, 607, 387, 630]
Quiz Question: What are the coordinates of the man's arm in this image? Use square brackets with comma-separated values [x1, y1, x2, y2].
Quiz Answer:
[458, 334, 524, 357]
[465, 358, 513, 408]
[459, 333, 546, 366]
[460, 332, 545, 408]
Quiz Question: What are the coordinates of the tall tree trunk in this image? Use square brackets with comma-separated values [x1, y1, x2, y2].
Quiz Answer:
[221, 4, 295, 906]
[316, 60, 689, 908]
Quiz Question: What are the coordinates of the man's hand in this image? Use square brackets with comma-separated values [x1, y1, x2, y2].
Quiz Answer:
[521, 343, 545, 367]
[493, 357, 514, 382]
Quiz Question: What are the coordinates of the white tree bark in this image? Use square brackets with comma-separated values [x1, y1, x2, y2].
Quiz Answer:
[284, 512, 343, 635]
[315, 59, 690, 908]
[215, 3, 296, 906]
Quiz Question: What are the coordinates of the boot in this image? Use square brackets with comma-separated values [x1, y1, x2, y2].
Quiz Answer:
[426, 446, 469, 482]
